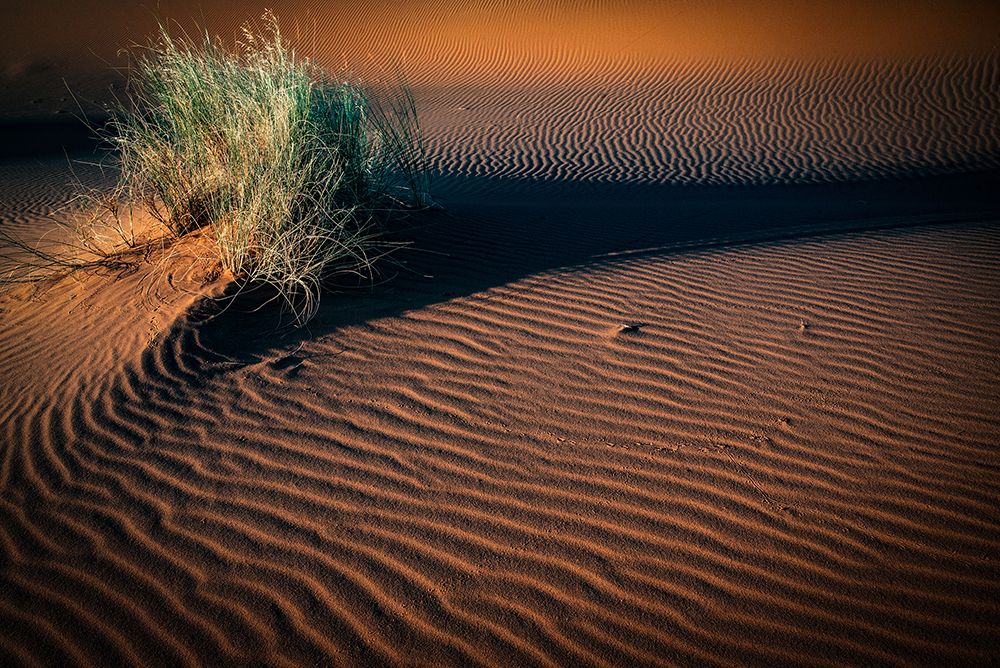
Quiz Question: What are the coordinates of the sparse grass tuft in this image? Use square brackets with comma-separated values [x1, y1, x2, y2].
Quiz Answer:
[2, 10, 430, 324]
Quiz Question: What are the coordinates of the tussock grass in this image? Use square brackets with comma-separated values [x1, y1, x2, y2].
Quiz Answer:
[1, 11, 430, 324]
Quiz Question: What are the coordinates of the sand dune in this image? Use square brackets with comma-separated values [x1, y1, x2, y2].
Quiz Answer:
[3, 166, 999, 663]
[3, 0, 1000, 665]
[417, 54, 1000, 184]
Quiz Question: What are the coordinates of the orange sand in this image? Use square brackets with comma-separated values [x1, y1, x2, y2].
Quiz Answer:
[2, 1, 999, 665]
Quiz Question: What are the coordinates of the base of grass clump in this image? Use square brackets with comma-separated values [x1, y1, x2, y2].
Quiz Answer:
[91, 10, 429, 323]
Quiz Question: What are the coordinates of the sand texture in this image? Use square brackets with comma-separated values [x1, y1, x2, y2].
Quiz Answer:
[2, 1, 1000, 665]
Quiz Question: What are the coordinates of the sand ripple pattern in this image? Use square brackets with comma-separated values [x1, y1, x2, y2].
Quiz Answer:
[3, 211, 999, 664]
[0, 159, 109, 237]
[417, 55, 1000, 185]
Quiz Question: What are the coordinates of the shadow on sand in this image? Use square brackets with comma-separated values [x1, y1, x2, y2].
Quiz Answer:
[171, 168, 1000, 371]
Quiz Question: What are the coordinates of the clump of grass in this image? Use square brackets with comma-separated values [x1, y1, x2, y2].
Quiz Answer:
[89, 10, 428, 322]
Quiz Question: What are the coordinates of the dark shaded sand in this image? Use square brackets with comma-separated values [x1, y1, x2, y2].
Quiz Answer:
[2, 1, 1000, 665]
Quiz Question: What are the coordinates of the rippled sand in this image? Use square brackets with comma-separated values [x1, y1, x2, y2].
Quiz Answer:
[2, 1, 999, 664]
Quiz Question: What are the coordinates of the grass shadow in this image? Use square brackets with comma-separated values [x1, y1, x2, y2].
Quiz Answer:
[171, 167, 1000, 371]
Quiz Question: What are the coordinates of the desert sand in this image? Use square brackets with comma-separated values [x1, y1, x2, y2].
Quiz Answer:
[2, 1, 999, 665]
